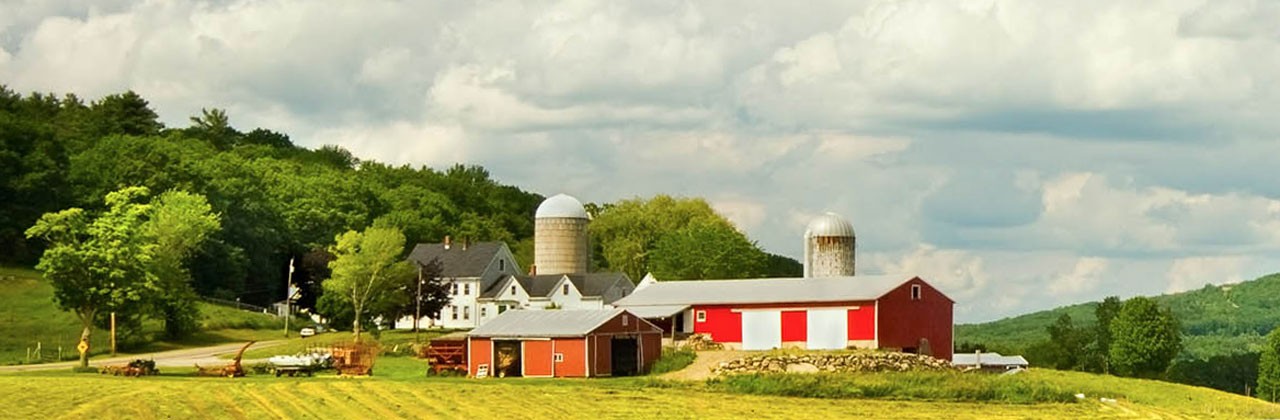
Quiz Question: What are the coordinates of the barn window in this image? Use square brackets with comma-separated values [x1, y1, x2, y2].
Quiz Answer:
[696, 310, 706, 323]
[554, 353, 564, 362]
[911, 285, 922, 301]
[622, 315, 629, 326]
[562, 284, 569, 295]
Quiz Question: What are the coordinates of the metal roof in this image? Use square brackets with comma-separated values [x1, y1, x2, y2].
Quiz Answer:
[535, 193, 589, 219]
[468, 309, 629, 338]
[612, 274, 922, 307]
[625, 304, 690, 319]
[952, 352, 1029, 366]
[806, 212, 855, 237]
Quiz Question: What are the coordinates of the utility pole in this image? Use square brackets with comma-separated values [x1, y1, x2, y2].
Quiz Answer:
[285, 257, 294, 338]
[415, 263, 423, 343]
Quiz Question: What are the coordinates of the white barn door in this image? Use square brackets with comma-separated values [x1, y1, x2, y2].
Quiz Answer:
[741, 310, 782, 350]
[806, 309, 848, 350]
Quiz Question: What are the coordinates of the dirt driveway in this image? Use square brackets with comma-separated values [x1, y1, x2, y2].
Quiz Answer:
[0, 341, 284, 373]
[659, 350, 744, 381]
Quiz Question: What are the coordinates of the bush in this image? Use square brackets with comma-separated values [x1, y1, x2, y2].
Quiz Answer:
[71, 366, 99, 374]
[649, 346, 697, 375]
[707, 372, 1077, 403]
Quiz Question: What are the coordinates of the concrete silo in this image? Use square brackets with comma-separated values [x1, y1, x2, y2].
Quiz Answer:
[803, 212, 856, 277]
[534, 194, 591, 275]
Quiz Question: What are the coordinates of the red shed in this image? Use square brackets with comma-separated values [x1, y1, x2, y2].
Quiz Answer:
[467, 309, 663, 378]
[615, 275, 954, 361]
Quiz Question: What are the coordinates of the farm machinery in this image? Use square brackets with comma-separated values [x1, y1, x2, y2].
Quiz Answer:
[100, 359, 159, 377]
[267, 351, 332, 377]
[195, 341, 255, 378]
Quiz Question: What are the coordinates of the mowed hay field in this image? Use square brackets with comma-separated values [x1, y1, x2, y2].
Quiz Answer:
[2, 357, 1278, 420]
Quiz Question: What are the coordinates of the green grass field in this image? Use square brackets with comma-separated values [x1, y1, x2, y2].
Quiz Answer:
[0, 266, 295, 365]
[1, 357, 1277, 419]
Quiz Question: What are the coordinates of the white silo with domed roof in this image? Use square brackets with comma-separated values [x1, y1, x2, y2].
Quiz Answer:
[803, 212, 856, 278]
[534, 193, 591, 275]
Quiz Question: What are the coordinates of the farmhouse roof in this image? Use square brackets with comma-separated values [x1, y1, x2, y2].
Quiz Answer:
[468, 309, 631, 338]
[408, 242, 504, 278]
[613, 274, 938, 307]
[503, 273, 632, 300]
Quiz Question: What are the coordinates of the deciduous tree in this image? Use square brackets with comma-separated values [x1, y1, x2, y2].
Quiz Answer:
[322, 226, 414, 341]
[1258, 326, 1280, 402]
[1109, 297, 1182, 378]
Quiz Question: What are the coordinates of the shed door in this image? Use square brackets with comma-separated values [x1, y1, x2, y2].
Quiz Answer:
[806, 308, 848, 350]
[741, 310, 782, 350]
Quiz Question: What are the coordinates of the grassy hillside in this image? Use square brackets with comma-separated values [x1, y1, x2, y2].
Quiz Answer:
[956, 273, 1280, 354]
[1, 358, 1276, 419]
[0, 266, 294, 365]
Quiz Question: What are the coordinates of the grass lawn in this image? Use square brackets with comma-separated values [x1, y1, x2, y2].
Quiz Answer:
[0, 266, 298, 365]
[1, 355, 1277, 419]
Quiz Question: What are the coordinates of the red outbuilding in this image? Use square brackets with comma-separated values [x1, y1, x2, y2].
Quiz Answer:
[616, 275, 954, 361]
[467, 308, 663, 378]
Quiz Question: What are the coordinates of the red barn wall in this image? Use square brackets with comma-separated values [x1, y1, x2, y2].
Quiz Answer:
[640, 332, 662, 373]
[522, 340, 554, 377]
[876, 277, 954, 361]
[693, 301, 876, 345]
[847, 305, 875, 340]
[591, 334, 611, 376]
[553, 338, 587, 377]
[781, 310, 807, 343]
[468, 338, 492, 377]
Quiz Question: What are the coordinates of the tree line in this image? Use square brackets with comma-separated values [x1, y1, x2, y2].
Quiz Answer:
[4, 87, 802, 348]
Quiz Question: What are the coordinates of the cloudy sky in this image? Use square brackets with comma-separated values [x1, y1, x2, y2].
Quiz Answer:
[4, 0, 1279, 322]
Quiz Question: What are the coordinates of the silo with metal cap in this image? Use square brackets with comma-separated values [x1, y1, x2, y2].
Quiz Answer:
[534, 193, 591, 275]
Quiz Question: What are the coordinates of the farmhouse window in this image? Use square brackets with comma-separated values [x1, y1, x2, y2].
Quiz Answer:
[911, 285, 922, 301]
[463, 306, 470, 320]
[498, 305, 508, 314]
[451, 306, 458, 320]
[450, 283, 457, 295]
[464, 283, 471, 295]
[554, 353, 564, 362]
[562, 284, 569, 295]
[696, 310, 706, 322]
[500, 260, 505, 271]
[511, 285, 516, 295]
[481, 307, 487, 317]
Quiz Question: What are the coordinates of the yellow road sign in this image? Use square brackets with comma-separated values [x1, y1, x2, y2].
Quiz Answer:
[77, 340, 88, 355]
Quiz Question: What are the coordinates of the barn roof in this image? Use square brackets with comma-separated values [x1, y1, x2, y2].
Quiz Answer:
[468, 309, 631, 338]
[613, 274, 938, 308]
[408, 242, 505, 278]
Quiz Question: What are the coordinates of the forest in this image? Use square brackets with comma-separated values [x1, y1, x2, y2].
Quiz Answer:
[0, 86, 800, 318]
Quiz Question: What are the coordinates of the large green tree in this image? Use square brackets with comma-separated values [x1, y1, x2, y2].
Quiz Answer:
[1259, 326, 1280, 402]
[590, 195, 779, 280]
[145, 191, 221, 338]
[1109, 297, 1182, 378]
[24, 187, 159, 367]
[322, 226, 414, 341]
[648, 221, 768, 280]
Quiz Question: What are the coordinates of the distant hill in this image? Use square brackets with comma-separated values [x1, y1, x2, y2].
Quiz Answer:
[956, 273, 1280, 356]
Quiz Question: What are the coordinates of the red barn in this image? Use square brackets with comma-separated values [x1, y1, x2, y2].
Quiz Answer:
[467, 309, 663, 378]
[616, 275, 954, 360]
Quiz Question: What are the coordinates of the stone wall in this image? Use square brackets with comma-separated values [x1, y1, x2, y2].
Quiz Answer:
[714, 350, 955, 375]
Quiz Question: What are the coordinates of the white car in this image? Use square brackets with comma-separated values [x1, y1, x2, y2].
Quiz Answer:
[299, 327, 316, 338]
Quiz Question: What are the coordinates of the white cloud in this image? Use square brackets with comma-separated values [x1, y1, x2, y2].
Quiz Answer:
[5, 0, 1280, 322]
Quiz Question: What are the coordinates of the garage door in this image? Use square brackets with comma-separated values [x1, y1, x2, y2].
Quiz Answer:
[806, 309, 848, 350]
[741, 310, 782, 350]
